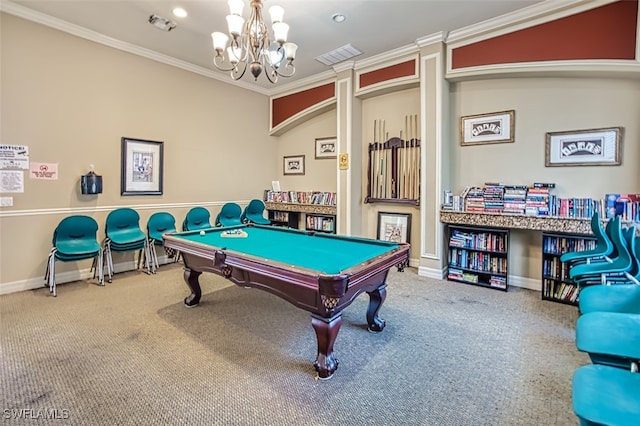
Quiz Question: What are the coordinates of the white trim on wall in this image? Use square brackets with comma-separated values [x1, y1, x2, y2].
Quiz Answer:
[0, 201, 249, 218]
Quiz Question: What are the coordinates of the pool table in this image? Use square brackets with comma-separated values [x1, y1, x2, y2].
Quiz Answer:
[163, 224, 410, 379]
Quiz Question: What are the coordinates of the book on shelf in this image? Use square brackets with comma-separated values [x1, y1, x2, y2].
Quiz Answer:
[264, 190, 336, 206]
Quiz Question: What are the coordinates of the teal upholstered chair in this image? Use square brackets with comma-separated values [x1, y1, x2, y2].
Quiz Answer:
[561, 212, 614, 268]
[103, 208, 151, 282]
[241, 199, 270, 225]
[44, 215, 104, 296]
[182, 207, 211, 231]
[573, 364, 640, 426]
[146, 212, 179, 273]
[215, 202, 243, 227]
[569, 218, 632, 287]
[576, 311, 640, 370]
[579, 283, 640, 315]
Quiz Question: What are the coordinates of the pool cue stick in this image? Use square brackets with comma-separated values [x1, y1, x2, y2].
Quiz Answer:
[403, 115, 409, 199]
[378, 120, 384, 198]
[407, 116, 413, 199]
[372, 120, 378, 199]
[414, 114, 419, 200]
[399, 128, 404, 199]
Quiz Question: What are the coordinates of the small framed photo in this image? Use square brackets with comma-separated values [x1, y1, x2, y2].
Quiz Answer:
[377, 212, 411, 244]
[460, 110, 515, 146]
[121, 137, 164, 195]
[545, 127, 622, 167]
[283, 155, 305, 175]
[315, 137, 337, 159]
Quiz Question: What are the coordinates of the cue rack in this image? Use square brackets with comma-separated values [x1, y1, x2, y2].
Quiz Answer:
[365, 115, 420, 205]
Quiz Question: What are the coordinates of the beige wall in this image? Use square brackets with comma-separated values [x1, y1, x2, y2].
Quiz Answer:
[449, 76, 640, 282]
[274, 109, 337, 192]
[0, 14, 275, 289]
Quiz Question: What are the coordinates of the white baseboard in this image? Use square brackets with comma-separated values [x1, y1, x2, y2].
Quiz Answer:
[0, 255, 175, 295]
[417, 267, 541, 292]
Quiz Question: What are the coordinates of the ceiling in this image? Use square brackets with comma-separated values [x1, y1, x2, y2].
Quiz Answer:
[5, 0, 544, 94]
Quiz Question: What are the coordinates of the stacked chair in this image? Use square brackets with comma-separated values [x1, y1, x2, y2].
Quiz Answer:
[215, 202, 243, 227]
[241, 199, 271, 225]
[103, 208, 151, 282]
[182, 207, 212, 231]
[45, 215, 103, 296]
[567, 216, 635, 287]
[562, 213, 640, 425]
[561, 212, 615, 268]
[146, 211, 179, 273]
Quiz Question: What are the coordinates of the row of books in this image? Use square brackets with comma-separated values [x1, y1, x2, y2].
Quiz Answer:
[448, 249, 508, 274]
[443, 183, 640, 221]
[449, 229, 506, 252]
[447, 268, 506, 289]
[543, 236, 597, 255]
[306, 216, 335, 231]
[264, 190, 336, 206]
[543, 279, 579, 303]
[543, 258, 571, 281]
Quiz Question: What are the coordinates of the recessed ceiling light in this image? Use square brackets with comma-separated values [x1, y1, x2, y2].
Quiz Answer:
[332, 13, 346, 23]
[173, 7, 187, 18]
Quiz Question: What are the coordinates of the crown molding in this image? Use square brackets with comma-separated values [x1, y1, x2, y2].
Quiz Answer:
[416, 31, 447, 48]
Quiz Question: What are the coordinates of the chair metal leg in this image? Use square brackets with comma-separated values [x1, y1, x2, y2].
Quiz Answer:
[104, 241, 113, 283]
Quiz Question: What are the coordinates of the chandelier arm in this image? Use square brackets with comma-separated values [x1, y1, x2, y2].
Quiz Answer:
[213, 55, 241, 72]
[230, 61, 248, 81]
[274, 61, 296, 78]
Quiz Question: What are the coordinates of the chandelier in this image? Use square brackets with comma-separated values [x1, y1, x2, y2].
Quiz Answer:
[211, 0, 298, 83]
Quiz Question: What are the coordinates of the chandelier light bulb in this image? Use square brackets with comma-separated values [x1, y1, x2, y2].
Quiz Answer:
[228, 0, 245, 16]
[269, 5, 284, 23]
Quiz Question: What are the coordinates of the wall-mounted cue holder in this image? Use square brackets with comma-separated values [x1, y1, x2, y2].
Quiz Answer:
[80, 165, 103, 195]
[365, 137, 421, 205]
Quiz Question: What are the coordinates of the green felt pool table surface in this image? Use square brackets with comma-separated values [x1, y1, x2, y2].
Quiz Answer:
[174, 224, 401, 274]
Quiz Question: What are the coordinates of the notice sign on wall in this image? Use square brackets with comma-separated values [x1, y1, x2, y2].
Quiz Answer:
[0, 145, 29, 170]
[30, 162, 58, 180]
[0, 170, 24, 193]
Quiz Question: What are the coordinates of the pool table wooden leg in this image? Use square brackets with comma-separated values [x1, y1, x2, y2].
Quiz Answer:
[366, 283, 387, 332]
[311, 313, 341, 380]
[183, 267, 202, 307]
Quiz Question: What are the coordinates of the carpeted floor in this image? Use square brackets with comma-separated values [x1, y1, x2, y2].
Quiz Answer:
[1, 263, 587, 425]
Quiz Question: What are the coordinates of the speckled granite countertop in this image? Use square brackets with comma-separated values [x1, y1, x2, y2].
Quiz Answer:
[440, 210, 592, 234]
[265, 202, 337, 215]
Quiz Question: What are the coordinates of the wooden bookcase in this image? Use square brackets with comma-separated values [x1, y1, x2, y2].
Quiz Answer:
[268, 210, 299, 229]
[305, 213, 336, 234]
[446, 225, 509, 291]
[542, 232, 596, 305]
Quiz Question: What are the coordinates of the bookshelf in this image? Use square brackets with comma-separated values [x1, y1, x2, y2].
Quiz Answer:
[268, 210, 299, 229]
[446, 225, 509, 291]
[305, 213, 336, 234]
[542, 232, 597, 305]
[264, 190, 337, 232]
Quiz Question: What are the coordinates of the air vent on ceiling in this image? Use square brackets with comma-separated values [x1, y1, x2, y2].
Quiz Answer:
[148, 14, 176, 31]
[315, 44, 363, 66]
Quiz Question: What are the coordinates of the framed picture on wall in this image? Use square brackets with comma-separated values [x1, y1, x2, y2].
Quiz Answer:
[545, 127, 622, 167]
[377, 212, 411, 244]
[315, 137, 337, 159]
[283, 155, 305, 175]
[121, 137, 164, 195]
[460, 110, 515, 146]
